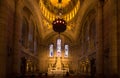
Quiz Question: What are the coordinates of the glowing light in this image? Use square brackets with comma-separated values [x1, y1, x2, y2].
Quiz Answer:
[57, 39, 61, 57]
[49, 44, 54, 57]
[40, 0, 80, 30]
[40, 0, 80, 22]
[50, 0, 71, 8]
[65, 44, 68, 57]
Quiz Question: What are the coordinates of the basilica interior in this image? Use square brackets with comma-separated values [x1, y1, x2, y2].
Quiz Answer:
[0, 0, 120, 78]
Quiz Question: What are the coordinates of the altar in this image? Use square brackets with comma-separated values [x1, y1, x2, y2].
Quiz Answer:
[48, 68, 69, 75]
[47, 57, 69, 76]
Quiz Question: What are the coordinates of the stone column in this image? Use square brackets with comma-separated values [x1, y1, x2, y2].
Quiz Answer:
[117, 0, 120, 76]
[118, 0, 120, 77]
[96, 0, 104, 78]
[0, 1, 8, 77]
[0, 0, 15, 77]
[109, 0, 118, 77]
[13, 0, 23, 77]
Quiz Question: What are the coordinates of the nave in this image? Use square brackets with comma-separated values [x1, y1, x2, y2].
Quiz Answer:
[0, 0, 120, 78]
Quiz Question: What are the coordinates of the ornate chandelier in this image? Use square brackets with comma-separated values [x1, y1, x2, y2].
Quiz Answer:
[52, 0, 67, 33]
[52, 17, 67, 33]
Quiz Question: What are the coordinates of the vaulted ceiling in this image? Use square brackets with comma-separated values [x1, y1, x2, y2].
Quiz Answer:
[39, 0, 80, 44]
[29, 0, 97, 45]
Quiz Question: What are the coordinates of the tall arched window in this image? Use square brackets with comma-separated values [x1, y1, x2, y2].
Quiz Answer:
[28, 21, 34, 52]
[49, 44, 53, 57]
[21, 18, 28, 48]
[65, 44, 68, 57]
[57, 38, 61, 57]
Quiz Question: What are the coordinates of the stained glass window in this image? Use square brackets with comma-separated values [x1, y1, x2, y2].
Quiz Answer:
[49, 44, 53, 57]
[65, 44, 68, 57]
[57, 39, 61, 57]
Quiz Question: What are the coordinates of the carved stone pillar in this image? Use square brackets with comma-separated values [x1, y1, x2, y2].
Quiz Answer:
[109, 0, 119, 77]
[13, 0, 23, 77]
[118, 0, 120, 77]
[96, 0, 104, 78]
[0, 0, 15, 77]
[0, 1, 8, 77]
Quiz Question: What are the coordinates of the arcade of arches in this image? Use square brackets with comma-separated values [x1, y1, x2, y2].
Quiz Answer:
[0, 0, 120, 78]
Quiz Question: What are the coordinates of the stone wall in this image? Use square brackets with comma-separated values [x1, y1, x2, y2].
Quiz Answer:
[0, 0, 15, 78]
[117, 0, 120, 77]
[0, 0, 40, 77]
[103, 0, 118, 77]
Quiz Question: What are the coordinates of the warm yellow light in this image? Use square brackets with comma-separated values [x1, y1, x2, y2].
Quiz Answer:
[40, 0, 80, 30]
[56, 57, 62, 70]
[67, 25, 71, 30]
[50, 0, 71, 8]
